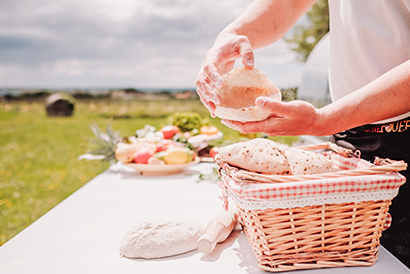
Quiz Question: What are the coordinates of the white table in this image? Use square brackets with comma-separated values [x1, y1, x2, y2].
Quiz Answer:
[1, 163, 409, 274]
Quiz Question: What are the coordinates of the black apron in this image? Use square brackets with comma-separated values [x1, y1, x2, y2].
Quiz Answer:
[330, 117, 410, 268]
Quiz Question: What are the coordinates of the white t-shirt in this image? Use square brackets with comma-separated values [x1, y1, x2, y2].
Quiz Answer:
[328, 0, 410, 124]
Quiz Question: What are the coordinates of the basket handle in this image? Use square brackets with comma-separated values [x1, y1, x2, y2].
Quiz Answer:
[295, 142, 407, 173]
[232, 158, 407, 183]
[294, 142, 360, 158]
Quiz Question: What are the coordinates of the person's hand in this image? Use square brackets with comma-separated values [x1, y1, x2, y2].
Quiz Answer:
[196, 33, 255, 116]
[221, 97, 323, 136]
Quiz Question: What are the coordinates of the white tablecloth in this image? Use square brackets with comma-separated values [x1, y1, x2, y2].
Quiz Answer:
[0, 163, 409, 274]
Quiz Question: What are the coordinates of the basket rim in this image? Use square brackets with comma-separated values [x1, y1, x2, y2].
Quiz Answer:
[215, 142, 407, 184]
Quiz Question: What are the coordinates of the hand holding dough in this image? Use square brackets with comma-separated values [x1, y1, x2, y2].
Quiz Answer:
[213, 67, 281, 122]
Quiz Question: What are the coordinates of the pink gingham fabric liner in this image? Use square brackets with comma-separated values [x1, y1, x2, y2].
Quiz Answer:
[218, 152, 406, 212]
[384, 213, 392, 230]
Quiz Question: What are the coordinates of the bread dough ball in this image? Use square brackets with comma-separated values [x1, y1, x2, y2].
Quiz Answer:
[214, 67, 281, 122]
[119, 217, 205, 259]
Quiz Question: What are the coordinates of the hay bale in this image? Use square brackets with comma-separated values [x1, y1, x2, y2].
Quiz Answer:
[45, 93, 75, 116]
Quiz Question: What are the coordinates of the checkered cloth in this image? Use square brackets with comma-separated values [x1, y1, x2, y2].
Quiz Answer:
[384, 213, 392, 230]
[217, 151, 406, 230]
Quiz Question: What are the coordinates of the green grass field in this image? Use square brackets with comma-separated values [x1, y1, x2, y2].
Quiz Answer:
[0, 98, 297, 246]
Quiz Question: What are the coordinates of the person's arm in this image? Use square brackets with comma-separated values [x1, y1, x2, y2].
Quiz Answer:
[195, 0, 316, 114]
[223, 0, 315, 49]
[222, 59, 410, 136]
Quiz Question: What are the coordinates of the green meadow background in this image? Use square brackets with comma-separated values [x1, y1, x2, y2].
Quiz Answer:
[0, 97, 297, 246]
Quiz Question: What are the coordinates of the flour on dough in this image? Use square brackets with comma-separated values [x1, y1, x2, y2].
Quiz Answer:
[119, 217, 205, 259]
[218, 138, 290, 174]
[284, 148, 338, 175]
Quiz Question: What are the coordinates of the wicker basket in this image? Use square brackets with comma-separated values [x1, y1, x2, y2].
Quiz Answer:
[216, 142, 407, 272]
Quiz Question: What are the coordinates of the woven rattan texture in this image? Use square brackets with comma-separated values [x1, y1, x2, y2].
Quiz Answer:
[216, 142, 406, 271]
[239, 200, 391, 272]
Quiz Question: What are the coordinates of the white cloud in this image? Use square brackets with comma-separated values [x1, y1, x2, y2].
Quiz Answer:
[0, 0, 304, 89]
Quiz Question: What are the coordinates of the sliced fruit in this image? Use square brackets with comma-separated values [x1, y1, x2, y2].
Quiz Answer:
[160, 125, 179, 139]
[156, 139, 175, 152]
[163, 147, 193, 165]
[115, 143, 138, 164]
[133, 148, 155, 164]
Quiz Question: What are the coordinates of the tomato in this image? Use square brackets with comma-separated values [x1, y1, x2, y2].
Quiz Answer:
[209, 147, 219, 158]
[171, 125, 179, 134]
[160, 125, 179, 139]
[156, 139, 175, 152]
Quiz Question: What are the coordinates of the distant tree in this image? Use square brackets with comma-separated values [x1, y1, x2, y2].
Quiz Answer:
[283, 0, 329, 62]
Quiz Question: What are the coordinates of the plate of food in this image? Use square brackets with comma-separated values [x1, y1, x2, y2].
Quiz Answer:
[116, 137, 200, 176]
[80, 120, 217, 176]
[124, 156, 200, 176]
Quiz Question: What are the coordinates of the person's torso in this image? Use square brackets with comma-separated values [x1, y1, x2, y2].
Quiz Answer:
[328, 0, 410, 123]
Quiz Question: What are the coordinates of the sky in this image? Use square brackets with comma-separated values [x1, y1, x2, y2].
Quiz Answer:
[0, 0, 306, 90]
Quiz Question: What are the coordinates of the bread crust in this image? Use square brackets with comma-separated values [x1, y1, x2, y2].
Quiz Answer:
[218, 138, 290, 174]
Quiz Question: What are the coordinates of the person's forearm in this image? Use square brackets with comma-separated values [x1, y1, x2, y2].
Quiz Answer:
[219, 0, 315, 49]
[317, 59, 410, 135]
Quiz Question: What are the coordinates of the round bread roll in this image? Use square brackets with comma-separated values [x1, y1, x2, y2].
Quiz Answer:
[214, 67, 281, 122]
